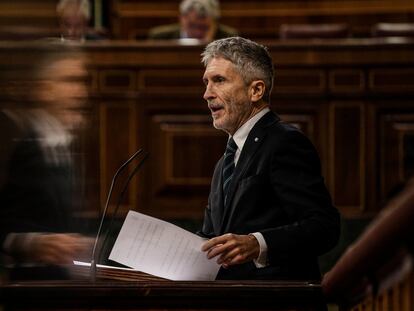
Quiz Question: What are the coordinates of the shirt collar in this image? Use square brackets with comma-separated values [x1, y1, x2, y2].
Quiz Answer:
[231, 107, 270, 151]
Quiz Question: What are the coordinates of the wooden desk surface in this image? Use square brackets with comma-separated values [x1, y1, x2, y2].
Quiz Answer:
[0, 37, 414, 66]
[0, 280, 326, 310]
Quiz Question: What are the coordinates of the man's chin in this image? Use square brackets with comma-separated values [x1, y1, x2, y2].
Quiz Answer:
[212, 121, 230, 133]
[212, 119, 223, 129]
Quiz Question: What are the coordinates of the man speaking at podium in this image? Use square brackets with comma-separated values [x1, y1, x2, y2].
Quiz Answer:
[199, 37, 340, 280]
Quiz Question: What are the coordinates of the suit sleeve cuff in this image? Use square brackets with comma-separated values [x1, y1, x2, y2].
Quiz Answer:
[251, 232, 269, 268]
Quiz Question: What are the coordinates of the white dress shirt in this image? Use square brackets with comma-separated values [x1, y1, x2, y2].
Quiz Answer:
[230, 107, 270, 268]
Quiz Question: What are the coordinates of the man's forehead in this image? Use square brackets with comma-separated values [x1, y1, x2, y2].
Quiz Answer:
[204, 57, 235, 74]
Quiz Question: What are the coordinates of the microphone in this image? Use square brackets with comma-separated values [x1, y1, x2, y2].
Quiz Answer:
[90, 148, 145, 282]
[97, 151, 149, 265]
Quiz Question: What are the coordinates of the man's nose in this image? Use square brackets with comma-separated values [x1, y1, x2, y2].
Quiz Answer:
[203, 84, 215, 101]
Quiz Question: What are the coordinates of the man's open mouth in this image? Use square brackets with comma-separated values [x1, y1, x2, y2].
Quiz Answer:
[209, 105, 224, 113]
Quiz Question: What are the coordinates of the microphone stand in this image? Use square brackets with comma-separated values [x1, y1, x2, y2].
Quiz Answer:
[96, 151, 149, 267]
[89, 148, 144, 282]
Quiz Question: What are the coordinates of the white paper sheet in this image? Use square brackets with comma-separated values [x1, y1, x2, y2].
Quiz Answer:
[73, 260, 135, 272]
[109, 210, 220, 281]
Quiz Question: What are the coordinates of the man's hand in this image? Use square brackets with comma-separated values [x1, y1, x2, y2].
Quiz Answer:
[201, 233, 260, 268]
[31, 233, 93, 265]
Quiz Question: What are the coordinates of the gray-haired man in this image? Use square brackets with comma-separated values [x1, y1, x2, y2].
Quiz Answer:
[199, 37, 340, 280]
[148, 0, 237, 41]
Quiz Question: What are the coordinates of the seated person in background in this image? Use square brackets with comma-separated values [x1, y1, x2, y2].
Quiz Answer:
[57, 0, 106, 41]
[148, 0, 237, 41]
[0, 46, 93, 280]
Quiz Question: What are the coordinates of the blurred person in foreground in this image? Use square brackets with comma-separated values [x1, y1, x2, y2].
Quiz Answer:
[0, 46, 92, 280]
[199, 37, 340, 280]
[57, 0, 106, 41]
[148, 0, 237, 41]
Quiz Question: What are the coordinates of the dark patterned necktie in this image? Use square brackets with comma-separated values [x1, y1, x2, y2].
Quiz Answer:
[222, 137, 237, 202]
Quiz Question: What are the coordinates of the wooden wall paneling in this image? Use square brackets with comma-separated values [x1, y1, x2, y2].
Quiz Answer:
[147, 114, 226, 219]
[152, 115, 222, 186]
[137, 94, 226, 219]
[329, 102, 366, 217]
[99, 100, 138, 217]
[366, 100, 414, 215]
[329, 69, 365, 94]
[0, 0, 58, 40]
[0, 0, 57, 26]
[99, 69, 137, 94]
[369, 68, 414, 94]
[365, 100, 379, 217]
[2, 40, 414, 220]
[273, 69, 326, 95]
[138, 68, 204, 94]
[378, 111, 414, 205]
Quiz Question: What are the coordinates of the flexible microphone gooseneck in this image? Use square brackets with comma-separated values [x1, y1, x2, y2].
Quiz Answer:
[97, 151, 149, 266]
[90, 148, 144, 282]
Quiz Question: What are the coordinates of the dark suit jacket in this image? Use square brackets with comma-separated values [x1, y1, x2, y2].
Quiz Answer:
[0, 111, 72, 247]
[148, 23, 238, 40]
[0, 110, 74, 280]
[199, 111, 340, 280]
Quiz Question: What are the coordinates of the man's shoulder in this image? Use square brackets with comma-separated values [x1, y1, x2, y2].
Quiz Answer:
[272, 120, 301, 134]
[261, 113, 312, 147]
[148, 24, 181, 39]
[255, 111, 300, 136]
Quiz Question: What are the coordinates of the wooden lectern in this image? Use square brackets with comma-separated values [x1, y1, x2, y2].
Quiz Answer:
[1, 280, 326, 311]
[0, 264, 327, 310]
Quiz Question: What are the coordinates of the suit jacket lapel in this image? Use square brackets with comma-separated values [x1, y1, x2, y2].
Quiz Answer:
[220, 111, 280, 233]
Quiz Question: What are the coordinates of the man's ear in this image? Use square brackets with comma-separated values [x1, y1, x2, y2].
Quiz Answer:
[249, 80, 265, 103]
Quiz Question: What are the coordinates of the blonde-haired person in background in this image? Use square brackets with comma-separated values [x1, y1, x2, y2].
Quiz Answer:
[57, 0, 105, 41]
